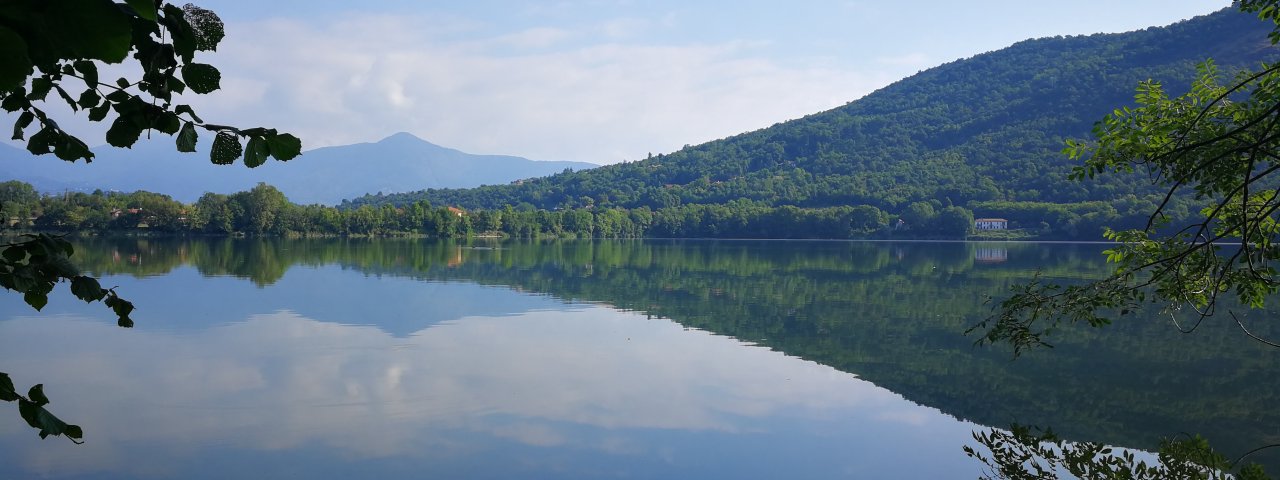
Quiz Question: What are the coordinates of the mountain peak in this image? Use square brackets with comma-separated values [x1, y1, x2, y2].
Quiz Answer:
[379, 131, 427, 144]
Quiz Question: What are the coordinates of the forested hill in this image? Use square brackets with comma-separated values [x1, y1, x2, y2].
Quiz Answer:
[346, 8, 1279, 217]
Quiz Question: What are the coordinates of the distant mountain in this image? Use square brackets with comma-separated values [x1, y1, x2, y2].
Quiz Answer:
[364, 8, 1279, 217]
[0, 132, 596, 205]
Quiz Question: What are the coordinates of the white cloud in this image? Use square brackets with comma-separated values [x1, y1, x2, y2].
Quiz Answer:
[179, 14, 888, 164]
[488, 27, 575, 50]
[876, 52, 932, 67]
[597, 17, 651, 39]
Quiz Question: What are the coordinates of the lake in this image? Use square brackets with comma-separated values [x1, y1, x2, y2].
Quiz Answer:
[1, 238, 1276, 478]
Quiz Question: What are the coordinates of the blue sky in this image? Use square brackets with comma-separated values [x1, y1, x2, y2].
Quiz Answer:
[26, 1, 1239, 164]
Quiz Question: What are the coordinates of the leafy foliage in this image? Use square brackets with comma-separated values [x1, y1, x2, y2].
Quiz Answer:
[966, 425, 1270, 480]
[0, 373, 82, 444]
[0, 0, 297, 443]
[976, 1, 1280, 354]
[1, 234, 132, 326]
[0, 233, 130, 444]
[2, 179, 983, 239]
[0, 1, 301, 166]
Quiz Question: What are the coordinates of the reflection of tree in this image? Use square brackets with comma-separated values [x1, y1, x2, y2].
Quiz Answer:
[965, 426, 1269, 480]
[73, 237, 191, 278]
[60, 237, 1280, 469]
[189, 237, 291, 287]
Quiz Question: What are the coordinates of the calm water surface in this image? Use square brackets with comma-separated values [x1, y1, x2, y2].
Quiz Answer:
[0, 239, 1275, 478]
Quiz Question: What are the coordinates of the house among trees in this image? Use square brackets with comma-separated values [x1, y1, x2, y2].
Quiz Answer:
[974, 218, 1009, 230]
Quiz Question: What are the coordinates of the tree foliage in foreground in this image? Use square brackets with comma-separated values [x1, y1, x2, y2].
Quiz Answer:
[967, 1, 1280, 477]
[973, 0, 1280, 356]
[966, 426, 1269, 480]
[0, 0, 299, 443]
[0, 0, 301, 165]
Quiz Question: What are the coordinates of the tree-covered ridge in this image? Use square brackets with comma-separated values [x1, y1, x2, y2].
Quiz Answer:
[347, 8, 1277, 229]
[3, 179, 982, 238]
[16, 13, 1271, 241]
[51, 237, 1280, 470]
[2, 178, 1109, 238]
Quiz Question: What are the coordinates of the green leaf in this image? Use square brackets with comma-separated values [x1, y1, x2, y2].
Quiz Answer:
[115, 77, 130, 89]
[140, 68, 173, 100]
[70, 276, 105, 302]
[64, 424, 84, 442]
[1, 88, 29, 111]
[52, 134, 93, 162]
[105, 116, 143, 148]
[53, 85, 78, 111]
[167, 75, 186, 95]
[210, 131, 242, 165]
[23, 290, 47, 311]
[72, 60, 98, 87]
[176, 122, 198, 152]
[12, 111, 34, 140]
[58, 237, 75, 257]
[18, 398, 81, 442]
[76, 89, 100, 109]
[265, 133, 303, 160]
[174, 104, 202, 123]
[2, 245, 25, 263]
[180, 63, 221, 94]
[0, 26, 33, 92]
[125, 0, 159, 21]
[151, 111, 181, 135]
[0, 373, 18, 402]
[105, 295, 135, 328]
[8, 270, 35, 293]
[27, 384, 48, 406]
[42, 0, 133, 63]
[88, 102, 110, 122]
[162, 4, 198, 63]
[244, 135, 269, 168]
[26, 127, 56, 155]
[183, 4, 226, 51]
[27, 77, 52, 101]
[104, 89, 130, 104]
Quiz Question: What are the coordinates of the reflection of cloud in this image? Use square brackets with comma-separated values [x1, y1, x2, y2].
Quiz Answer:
[490, 422, 567, 447]
[874, 410, 930, 426]
[0, 308, 937, 477]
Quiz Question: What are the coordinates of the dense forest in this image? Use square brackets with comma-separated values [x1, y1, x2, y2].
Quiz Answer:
[1, 179, 1128, 239]
[6, 11, 1278, 241]
[342, 8, 1279, 236]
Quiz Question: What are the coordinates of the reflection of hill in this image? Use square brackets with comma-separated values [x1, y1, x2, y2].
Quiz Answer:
[67, 237, 1280, 465]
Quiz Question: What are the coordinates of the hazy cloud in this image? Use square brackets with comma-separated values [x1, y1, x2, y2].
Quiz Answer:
[876, 52, 932, 67]
[180, 14, 888, 164]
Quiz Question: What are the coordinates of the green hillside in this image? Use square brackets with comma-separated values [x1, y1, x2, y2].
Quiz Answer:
[346, 8, 1279, 232]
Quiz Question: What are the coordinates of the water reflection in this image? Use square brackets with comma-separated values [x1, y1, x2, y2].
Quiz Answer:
[2, 238, 1277, 477]
[0, 271, 979, 479]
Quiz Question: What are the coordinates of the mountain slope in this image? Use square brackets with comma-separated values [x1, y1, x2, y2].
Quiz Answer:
[0, 132, 596, 205]
[372, 8, 1278, 215]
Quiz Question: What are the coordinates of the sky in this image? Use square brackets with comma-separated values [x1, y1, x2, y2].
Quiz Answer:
[15, 1, 1234, 165]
